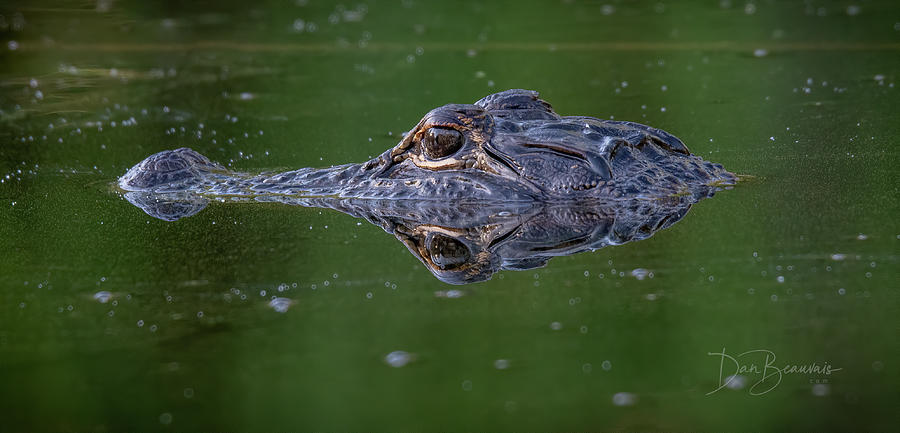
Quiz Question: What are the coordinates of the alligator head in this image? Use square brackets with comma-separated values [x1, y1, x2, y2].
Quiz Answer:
[117, 90, 737, 283]
[118, 89, 735, 202]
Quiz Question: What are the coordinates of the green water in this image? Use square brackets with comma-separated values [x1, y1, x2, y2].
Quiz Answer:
[1, 1, 898, 431]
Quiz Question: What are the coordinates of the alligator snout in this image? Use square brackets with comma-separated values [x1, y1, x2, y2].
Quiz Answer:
[119, 147, 225, 192]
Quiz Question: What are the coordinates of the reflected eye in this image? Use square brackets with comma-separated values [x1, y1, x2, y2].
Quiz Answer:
[421, 127, 463, 159]
[427, 234, 471, 270]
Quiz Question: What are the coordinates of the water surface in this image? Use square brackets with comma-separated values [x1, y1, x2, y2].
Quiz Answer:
[1, 1, 897, 431]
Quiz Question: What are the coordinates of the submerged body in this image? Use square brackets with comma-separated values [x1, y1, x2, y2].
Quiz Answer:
[119, 89, 736, 202]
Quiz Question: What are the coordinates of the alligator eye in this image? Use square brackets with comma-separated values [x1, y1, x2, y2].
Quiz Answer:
[427, 234, 471, 270]
[421, 127, 463, 159]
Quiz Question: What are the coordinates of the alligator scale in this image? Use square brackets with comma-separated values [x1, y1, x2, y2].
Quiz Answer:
[118, 89, 737, 284]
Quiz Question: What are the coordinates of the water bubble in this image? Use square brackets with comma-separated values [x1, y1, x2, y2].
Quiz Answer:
[811, 383, 830, 396]
[612, 392, 637, 406]
[753, 48, 768, 57]
[159, 413, 172, 425]
[461, 380, 473, 391]
[724, 374, 746, 390]
[494, 359, 510, 370]
[93, 291, 113, 303]
[549, 321, 563, 331]
[630, 268, 650, 280]
[268, 297, 294, 313]
[601, 360, 612, 371]
[582, 363, 593, 373]
[183, 388, 194, 398]
[434, 289, 465, 299]
[385, 350, 414, 367]
[838, 288, 846, 295]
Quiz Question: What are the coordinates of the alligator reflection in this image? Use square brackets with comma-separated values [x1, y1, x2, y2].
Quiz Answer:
[123, 192, 701, 284]
[119, 90, 736, 284]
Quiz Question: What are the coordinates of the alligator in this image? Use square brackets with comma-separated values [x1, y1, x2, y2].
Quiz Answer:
[122, 193, 696, 284]
[119, 89, 736, 202]
[117, 89, 737, 283]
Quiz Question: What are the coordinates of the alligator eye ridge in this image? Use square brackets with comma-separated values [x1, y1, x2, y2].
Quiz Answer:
[422, 127, 463, 159]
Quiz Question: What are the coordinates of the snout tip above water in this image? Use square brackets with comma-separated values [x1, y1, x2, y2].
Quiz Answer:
[118, 147, 224, 192]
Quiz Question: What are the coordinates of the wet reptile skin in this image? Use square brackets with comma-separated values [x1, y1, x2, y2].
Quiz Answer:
[118, 89, 736, 202]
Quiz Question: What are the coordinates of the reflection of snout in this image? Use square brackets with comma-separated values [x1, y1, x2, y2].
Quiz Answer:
[123, 191, 208, 221]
